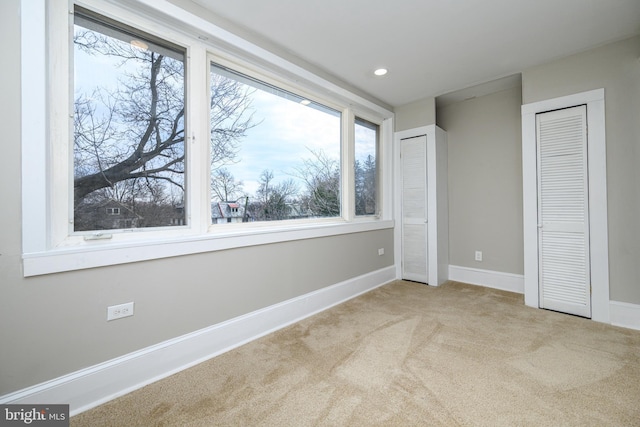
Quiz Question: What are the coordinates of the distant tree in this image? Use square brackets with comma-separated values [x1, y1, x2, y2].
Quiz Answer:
[73, 31, 185, 205]
[250, 170, 299, 221]
[209, 72, 259, 175]
[355, 154, 376, 215]
[211, 168, 245, 202]
[292, 149, 340, 217]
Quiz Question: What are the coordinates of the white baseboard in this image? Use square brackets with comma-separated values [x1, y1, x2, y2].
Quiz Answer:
[0, 266, 396, 415]
[610, 301, 640, 331]
[448, 265, 524, 294]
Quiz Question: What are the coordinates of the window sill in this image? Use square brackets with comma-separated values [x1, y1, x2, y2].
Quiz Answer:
[22, 219, 394, 277]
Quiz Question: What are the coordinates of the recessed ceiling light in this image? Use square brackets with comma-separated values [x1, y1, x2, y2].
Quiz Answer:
[300, 99, 311, 106]
[130, 39, 149, 50]
[374, 68, 388, 76]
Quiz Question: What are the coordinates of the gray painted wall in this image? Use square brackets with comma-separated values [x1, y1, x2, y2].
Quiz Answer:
[437, 87, 524, 274]
[522, 35, 640, 305]
[0, 0, 393, 395]
[394, 97, 436, 131]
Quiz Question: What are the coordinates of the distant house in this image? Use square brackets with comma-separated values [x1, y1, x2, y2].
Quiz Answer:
[286, 202, 312, 219]
[171, 205, 185, 226]
[211, 201, 248, 224]
[75, 200, 187, 230]
[75, 199, 142, 231]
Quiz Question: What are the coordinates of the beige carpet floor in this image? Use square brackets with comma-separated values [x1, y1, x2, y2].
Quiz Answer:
[71, 280, 640, 426]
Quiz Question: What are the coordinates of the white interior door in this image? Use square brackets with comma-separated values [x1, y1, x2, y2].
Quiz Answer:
[401, 135, 428, 283]
[536, 105, 591, 317]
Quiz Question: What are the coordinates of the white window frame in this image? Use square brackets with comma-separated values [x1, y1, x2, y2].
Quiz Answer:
[20, 0, 394, 277]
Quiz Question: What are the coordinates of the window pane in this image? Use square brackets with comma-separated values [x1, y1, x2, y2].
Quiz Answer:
[355, 118, 378, 216]
[210, 63, 341, 224]
[73, 9, 186, 232]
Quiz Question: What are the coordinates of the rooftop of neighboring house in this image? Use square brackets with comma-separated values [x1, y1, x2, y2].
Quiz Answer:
[211, 201, 246, 219]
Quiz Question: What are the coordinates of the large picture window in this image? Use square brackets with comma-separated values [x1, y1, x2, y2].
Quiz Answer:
[73, 8, 186, 232]
[21, 0, 393, 276]
[210, 63, 342, 224]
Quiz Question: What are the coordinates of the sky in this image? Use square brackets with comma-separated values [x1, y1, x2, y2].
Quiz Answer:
[222, 88, 341, 197]
[217, 77, 377, 198]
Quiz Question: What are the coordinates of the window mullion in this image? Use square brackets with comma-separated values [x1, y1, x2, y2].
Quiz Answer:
[379, 117, 393, 220]
[342, 108, 355, 221]
[186, 45, 209, 234]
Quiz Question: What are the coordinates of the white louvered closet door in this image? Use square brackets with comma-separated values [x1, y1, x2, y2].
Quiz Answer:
[401, 136, 428, 283]
[536, 105, 591, 318]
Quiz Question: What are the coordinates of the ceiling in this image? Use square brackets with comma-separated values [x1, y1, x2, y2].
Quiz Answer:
[188, 0, 640, 108]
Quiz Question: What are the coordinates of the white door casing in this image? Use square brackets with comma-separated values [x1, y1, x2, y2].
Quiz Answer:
[522, 89, 609, 323]
[393, 125, 449, 286]
[536, 106, 591, 317]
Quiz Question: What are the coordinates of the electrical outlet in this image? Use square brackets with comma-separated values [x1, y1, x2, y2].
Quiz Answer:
[475, 251, 483, 262]
[378, 248, 385, 256]
[107, 302, 134, 321]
